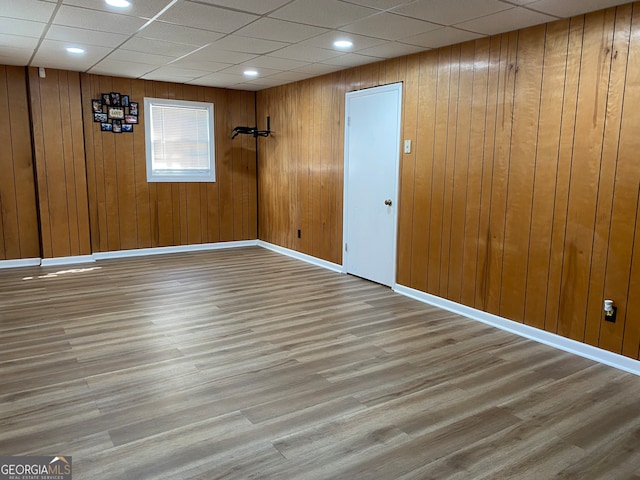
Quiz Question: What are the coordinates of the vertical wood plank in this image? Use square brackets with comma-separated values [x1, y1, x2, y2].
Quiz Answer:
[545, 16, 585, 334]
[218, 88, 234, 242]
[410, 51, 439, 292]
[523, 20, 570, 330]
[230, 89, 243, 241]
[397, 54, 420, 286]
[246, 91, 258, 240]
[585, 5, 632, 346]
[38, 69, 71, 257]
[131, 77, 151, 248]
[486, 31, 518, 315]
[58, 71, 80, 256]
[7, 67, 39, 259]
[427, 47, 452, 295]
[333, 71, 345, 265]
[204, 87, 220, 244]
[499, 25, 545, 323]
[439, 44, 461, 299]
[111, 76, 137, 250]
[93, 75, 109, 251]
[311, 77, 323, 259]
[475, 35, 502, 311]
[101, 75, 121, 251]
[0, 66, 20, 259]
[81, 73, 99, 253]
[447, 41, 475, 302]
[601, 4, 640, 354]
[460, 38, 490, 307]
[558, 9, 615, 341]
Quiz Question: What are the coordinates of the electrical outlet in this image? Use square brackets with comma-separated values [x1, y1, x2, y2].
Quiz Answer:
[605, 306, 617, 323]
[404, 140, 411, 154]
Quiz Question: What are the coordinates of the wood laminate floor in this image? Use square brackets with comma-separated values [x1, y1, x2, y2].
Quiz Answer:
[1, 247, 639, 479]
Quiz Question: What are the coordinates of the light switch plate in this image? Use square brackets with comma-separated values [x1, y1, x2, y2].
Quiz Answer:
[404, 139, 411, 154]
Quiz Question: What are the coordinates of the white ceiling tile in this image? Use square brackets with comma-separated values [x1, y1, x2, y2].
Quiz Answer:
[265, 70, 316, 82]
[179, 45, 258, 64]
[208, 36, 290, 55]
[106, 49, 175, 65]
[268, 44, 345, 62]
[340, 12, 441, 40]
[292, 63, 345, 75]
[32, 39, 112, 70]
[168, 58, 232, 72]
[392, 0, 511, 26]
[240, 56, 309, 70]
[401, 27, 484, 48]
[218, 65, 283, 77]
[455, 7, 556, 34]
[321, 52, 382, 66]
[187, 72, 244, 87]
[340, 0, 416, 9]
[141, 71, 200, 82]
[158, 2, 258, 33]
[356, 41, 425, 58]
[232, 83, 266, 91]
[500, 0, 544, 4]
[88, 58, 157, 77]
[46, 25, 127, 48]
[53, 6, 147, 35]
[61, 0, 173, 19]
[525, 0, 626, 18]
[0, 17, 46, 38]
[0, 33, 39, 50]
[0, 0, 55, 22]
[246, 77, 286, 86]
[121, 36, 201, 57]
[138, 22, 225, 46]
[300, 31, 387, 52]
[269, 0, 377, 28]
[234, 18, 329, 43]
[0, 48, 33, 66]
[196, 0, 293, 15]
[145, 66, 210, 77]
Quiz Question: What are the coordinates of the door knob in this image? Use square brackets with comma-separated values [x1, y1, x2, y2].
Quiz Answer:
[384, 199, 392, 206]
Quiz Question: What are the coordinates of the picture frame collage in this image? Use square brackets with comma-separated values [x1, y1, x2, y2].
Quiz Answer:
[92, 92, 138, 133]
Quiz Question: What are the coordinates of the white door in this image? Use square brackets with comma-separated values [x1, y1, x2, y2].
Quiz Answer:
[343, 83, 402, 287]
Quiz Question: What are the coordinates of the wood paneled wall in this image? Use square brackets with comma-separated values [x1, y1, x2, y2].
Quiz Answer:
[81, 75, 257, 252]
[257, 60, 414, 265]
[29, 68, 91, 259]
[257, 2, 640, 360]
[0, 66, 39, 260]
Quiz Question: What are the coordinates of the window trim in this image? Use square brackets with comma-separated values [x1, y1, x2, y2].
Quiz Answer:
[144, 97, 216, 183]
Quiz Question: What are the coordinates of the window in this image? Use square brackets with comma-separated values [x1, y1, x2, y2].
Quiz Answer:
[144, 97, 215, 182]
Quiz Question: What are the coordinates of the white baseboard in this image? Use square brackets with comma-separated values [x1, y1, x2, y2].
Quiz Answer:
[93, 240, 258, 260]
[394, 284, 640, 377]
[257, 241, 344, 273]
[0, 258, 41, 269]
[40, 255, 95, 267]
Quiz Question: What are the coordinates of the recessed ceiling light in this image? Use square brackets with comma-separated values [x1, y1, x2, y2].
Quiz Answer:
[66, 47, 85, 54]
[334, 40, 353, 49]
[243, 70, 258, 77]
[105, 0, 130, 7]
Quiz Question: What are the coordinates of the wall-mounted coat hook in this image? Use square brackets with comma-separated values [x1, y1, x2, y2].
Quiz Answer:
[231, 116, 271, 139]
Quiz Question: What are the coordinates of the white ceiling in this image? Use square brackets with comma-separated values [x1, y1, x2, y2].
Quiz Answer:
[0, 0, 630, 90]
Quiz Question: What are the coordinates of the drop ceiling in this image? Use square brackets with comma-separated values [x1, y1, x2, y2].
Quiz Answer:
[0, 0, 631, 90]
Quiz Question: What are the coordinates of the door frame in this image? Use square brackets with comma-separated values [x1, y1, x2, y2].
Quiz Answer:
[342, 82, 403, 287]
